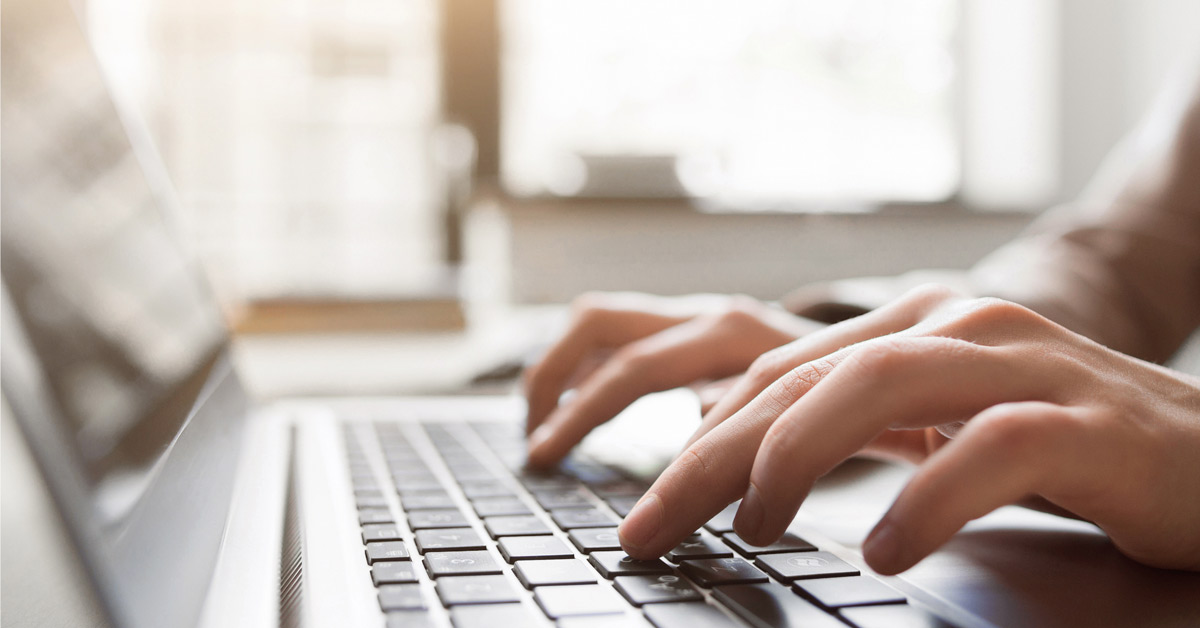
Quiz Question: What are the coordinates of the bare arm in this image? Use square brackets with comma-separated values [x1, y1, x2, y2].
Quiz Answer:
[971, 63, 1200, 363]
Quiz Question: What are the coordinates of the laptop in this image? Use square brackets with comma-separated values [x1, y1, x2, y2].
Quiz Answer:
[4, 0, 1200, 626]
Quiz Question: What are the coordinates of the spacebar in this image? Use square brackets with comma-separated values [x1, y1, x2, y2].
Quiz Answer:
[712, 583, 846, 628]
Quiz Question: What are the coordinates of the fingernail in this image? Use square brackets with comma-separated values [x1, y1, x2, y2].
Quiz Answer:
[619, 493, 663, 551]
[863, 520, 902, 574]
[529, 424, 552, 449]
[526, 425, 555, 466]
[735, 485, 765, 542]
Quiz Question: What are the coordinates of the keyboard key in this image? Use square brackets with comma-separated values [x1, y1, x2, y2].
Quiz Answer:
[678, 556, 768, 587]
[415, 528, 487, 552]
[351, 476, 380, 491]
[408, 509, 469, 530]
[605, 496, 640, 517]
[534, 488, 593, 509]
[357, 494, 389, 509]
[437, 575, 521, 605]
[712, 582, 845, 628]
[394, 477, 445, 494]
[665, 532, 733, 562]
[754, 552, 859, 581]
[569, 528, 623, 553]
[498, 535, 575, 562]
[518, 473, 581, 492]
[551, 507, 619, 529]
[564, 460, 625, 485]
[614, 575, 703, 606]
[588, 551, 672, 578]
[793, 575, 905, 608]
[385, 610, 436, 628]
[558, 615, 653, 628]
[386, 461, 430, 475]
[359, 508, 394, 525]
[485, 515, 552, 538]
[514, 558, 598, 588]
[397, 482, 448, 496]
[840, 604, 955, 628]
[373, 561, 419, 585]
[425, 550, 503, 578]
[461, 480, 514, 499]
[723, 532, 816, 557]
[702, 502, 741, 535]
[392, 470, 440, 485]
[449, 602, 541, 628]
[366, 541, 411, 564]
[591, 480, 649, 498]
[471, 496, 532, 517]
[362, 523, 403, 543]
[447, 465, 497, 483]
[643, 602, 740, 628]
[534, 584, 628, 618]
[378, 583, 426, 611]
[401, 492, 457, 511]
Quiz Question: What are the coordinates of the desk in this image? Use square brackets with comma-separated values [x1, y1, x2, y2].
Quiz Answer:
[230, 304, 561, 400]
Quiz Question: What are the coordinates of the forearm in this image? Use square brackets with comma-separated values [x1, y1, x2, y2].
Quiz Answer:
[785, 62, 1200, 363]
[971, 64, 1200, 363]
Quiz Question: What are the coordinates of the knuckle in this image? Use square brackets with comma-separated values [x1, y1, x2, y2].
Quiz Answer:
[949, 297, 1048, 334]
[747, 347, 788, 380]
[677, 442, 715, 478]
[839, 337, 917, 385]
[569, 291, 611, 320]
[713, 295, 768, 327]
[973, 404, 1055, 457]
[778, 359, 834, 399]
[899, 283, 962, 311]
[756, 358, 835, 420]
[759, 415, 794, 461]
[608, 345, 655, 382]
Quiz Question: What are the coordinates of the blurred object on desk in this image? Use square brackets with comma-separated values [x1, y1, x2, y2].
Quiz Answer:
[228, 294, 466, 334]
[231, 304, 564, 400]
[226, 268, 465, 334]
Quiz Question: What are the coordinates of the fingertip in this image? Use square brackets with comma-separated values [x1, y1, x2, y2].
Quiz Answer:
[862, 519, 913, 575]
[525, 426, 563, 469]
[618, 493, 663, 556]
[732, 484, 766, 543]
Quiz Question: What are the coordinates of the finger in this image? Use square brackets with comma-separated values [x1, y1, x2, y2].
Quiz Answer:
[738, 336, 1045, 545]
[619, 341, 861, 558]
[618, 333, 888, 557]
[526, 312, 781, 468]
[862, 401, 1086, 574]
[696, 375, 741, 414]
[685, 283, 962, 450]
[524, 300, 688, 434]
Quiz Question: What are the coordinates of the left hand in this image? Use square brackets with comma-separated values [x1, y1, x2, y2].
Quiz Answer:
[617, 285, 1200, 575]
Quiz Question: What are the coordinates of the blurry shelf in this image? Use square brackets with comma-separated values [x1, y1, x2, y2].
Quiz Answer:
[228, 295, 465, 334]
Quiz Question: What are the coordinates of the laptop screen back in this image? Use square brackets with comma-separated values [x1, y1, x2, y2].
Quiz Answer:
[1, 2, 250, 626]
[1, 0, 227, 521]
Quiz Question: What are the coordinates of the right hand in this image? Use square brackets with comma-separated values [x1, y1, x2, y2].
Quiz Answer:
[524, 292, 823, 468]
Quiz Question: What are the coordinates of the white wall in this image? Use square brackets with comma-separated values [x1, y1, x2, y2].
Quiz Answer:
[493, 0, 1200, 304]
[1058, 0, 1200, 199]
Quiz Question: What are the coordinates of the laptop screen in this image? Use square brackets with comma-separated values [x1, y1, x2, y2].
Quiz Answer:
[1, 0, 228, 519]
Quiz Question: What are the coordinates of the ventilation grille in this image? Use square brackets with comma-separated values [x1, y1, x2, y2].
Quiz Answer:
[279, 428, 304, 628]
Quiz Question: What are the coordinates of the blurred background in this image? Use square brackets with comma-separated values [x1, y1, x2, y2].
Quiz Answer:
[82, 0, 1200, 312]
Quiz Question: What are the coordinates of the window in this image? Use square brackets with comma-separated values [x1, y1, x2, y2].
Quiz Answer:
[87, 0, 443, 297]
[502, 0, 959, 206]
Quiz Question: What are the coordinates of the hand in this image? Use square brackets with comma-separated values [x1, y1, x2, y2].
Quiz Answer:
[617, 284, 1200, 574]
[524, 292, 823, 468]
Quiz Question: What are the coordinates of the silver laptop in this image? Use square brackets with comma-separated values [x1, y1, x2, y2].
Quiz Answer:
[5, 0, 1200, 626]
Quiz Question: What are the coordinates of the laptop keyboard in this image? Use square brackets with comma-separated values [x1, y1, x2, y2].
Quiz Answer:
[341, 420, 954, 628]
